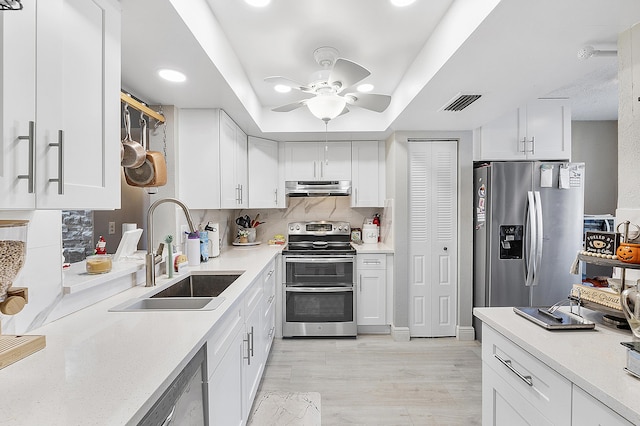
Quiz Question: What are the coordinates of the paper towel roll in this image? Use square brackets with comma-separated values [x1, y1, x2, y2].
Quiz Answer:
[187, 234, 200, 266]
[208, 223, 220, 258]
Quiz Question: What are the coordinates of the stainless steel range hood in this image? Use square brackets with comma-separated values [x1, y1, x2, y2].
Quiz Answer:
[285, 180, 351, 197]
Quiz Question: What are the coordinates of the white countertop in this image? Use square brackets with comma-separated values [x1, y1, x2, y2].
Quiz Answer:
[0, 245, 282, 426]
[352, 242, 394, 253]
[474, 307, 640, 424]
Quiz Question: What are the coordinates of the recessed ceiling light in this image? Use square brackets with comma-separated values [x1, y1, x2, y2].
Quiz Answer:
[274, 84, 291, 93]
[158, 69, 186, 83]
[245, 0, 271, 7]
[357, 83, 374, 93]
[390, 0, 416, 6]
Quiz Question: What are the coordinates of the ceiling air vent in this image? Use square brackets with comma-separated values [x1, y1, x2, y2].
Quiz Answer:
[441, 93, 482, 112]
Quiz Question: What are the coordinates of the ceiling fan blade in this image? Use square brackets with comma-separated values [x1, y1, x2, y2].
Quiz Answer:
[345, 93, 391, 113]
[271, 100, 307, 112]
[329, 59, 371, 92]
[264, 76, 312, 92]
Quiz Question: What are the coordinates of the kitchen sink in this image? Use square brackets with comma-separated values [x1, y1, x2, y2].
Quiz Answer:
[109, 273, 242, 312]
[110, 297, 225, 312]
[151, 273, 243, 298]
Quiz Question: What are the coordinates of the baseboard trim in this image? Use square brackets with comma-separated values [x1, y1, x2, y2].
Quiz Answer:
[391, 325, 410, 342]
[457, 325, 476, 341]
[358, 325, 391, 335]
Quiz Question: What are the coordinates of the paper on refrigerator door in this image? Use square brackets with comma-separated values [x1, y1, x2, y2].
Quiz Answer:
[540, 164, 554, 188]
[559, 163, 570, 189]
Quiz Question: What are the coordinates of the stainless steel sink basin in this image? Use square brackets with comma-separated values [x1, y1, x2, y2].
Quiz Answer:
[110, 296, 226, 312]
[151, 273, 242, 298]
[109, 272, 242, 312]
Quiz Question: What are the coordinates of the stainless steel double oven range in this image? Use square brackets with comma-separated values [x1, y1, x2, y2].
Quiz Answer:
[282, 221, 356, 337]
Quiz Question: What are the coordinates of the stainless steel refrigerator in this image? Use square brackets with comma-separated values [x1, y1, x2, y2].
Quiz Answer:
[473, 161, 585, 312]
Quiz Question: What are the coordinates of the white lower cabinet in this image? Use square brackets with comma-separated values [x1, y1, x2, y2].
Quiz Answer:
[207, 260, 277, 425]
[482, 324, 634, 426]
[261, 260, 277, 359]
[207, 305, 244, 426]
[572, 385, 633, 426]
[242, 280, 264, 421]
[482, 325, 571, 425]
[357, 254, 387, 326]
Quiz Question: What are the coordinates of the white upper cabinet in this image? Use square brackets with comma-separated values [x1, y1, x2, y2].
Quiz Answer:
[475, 99, 571, 161]
[1, 0, 121, 210]
[284, 141, 351, 181]
[220, 111, 248, 209]
[248, 136, 283, 208]
[351, 141, 385, 207]
[178, 109, 221, 209]
[178, 109, 248, 209]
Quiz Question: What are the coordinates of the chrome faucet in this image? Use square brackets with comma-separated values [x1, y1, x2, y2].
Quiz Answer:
[146, 197, 196, 287]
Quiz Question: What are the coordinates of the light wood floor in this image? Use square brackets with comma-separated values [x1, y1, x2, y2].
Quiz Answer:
[252, 335, 483, 425]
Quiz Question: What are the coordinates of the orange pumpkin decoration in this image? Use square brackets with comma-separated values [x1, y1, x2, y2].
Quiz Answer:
[616, 242, 640, 264]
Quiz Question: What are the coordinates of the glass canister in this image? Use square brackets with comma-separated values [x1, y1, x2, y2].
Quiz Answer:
[0, 220, 29, 302]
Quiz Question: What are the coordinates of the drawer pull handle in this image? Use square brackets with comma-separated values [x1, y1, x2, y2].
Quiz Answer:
[494, 353, 533, 386]
[363, 261, 381, 265]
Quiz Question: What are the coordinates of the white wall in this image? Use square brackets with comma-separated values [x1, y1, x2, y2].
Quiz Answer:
[571, 121, 618, 215]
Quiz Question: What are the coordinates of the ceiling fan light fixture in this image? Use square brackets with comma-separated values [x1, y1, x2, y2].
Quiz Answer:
[307, 95, 346, 122]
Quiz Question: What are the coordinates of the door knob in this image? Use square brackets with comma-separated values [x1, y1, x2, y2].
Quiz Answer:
[443, 247, 448, 251]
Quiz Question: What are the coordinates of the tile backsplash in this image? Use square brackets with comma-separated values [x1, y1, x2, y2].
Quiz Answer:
[202, 197, 387, 244]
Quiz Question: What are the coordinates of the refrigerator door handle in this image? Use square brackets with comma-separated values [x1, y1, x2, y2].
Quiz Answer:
[524, 191, 536, 287]
[532, 191, 544, 287]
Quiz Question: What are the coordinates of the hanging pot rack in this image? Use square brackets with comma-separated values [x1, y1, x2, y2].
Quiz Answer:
[120, 91, 165, 124]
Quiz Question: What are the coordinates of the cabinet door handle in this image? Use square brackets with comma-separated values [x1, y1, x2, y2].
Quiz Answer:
[529, 136, 535, 154]
[320, 161, 324, 178]
[17, 120, 35, 193]
[249, 325, 254, 357]
[274, 188, 278, 205]
[313, 161, 317, 178]
[243, 333, 251, 365]
[518, 137, 527, 153]
[359, 274, 362, 292]
[355, 187, 358, 204]
[363, 260, 381, 265]
[494, 353, 533, 386]
[48, 130, 64, 195]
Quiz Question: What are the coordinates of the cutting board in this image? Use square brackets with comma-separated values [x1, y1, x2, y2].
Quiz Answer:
[0, 335, 46, 369]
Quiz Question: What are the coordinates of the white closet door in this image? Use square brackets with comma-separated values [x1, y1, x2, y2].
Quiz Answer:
[408, 141, 458, 337]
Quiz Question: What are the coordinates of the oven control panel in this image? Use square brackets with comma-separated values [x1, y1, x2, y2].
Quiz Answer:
[287, 221, 351, 235]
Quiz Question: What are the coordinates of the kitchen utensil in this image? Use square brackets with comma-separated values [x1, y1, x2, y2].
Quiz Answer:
[124, 115, 167, 187]
[251, 214, 260, 228]
[235, 216, 250, 228]
[121, 105, 146, 168]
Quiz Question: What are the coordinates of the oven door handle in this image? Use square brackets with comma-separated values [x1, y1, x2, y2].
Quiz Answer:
[285, 286, 354, 293]
[284, 257, 355, 263]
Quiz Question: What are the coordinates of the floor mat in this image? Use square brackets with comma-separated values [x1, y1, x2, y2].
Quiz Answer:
[248, 391, 321, 426]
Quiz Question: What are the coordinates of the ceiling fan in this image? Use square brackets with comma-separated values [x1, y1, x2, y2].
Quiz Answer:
[265, 46, 392, 123]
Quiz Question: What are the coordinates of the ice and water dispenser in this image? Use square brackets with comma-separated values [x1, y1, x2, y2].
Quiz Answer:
[499, 225, 523, 259]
